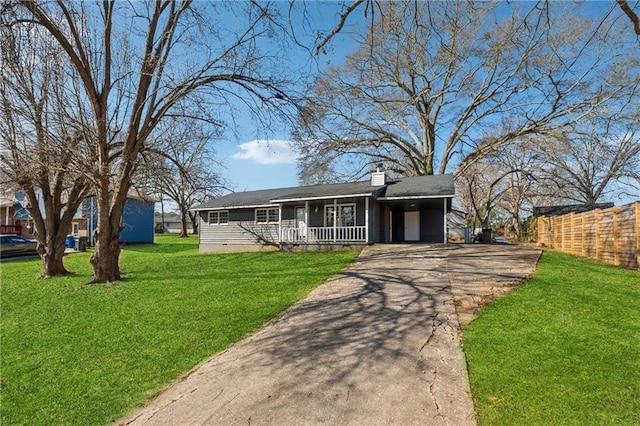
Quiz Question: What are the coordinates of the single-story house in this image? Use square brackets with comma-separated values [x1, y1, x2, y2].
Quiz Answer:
[191, 172, 454, 252]
[155, 212, 194, 234]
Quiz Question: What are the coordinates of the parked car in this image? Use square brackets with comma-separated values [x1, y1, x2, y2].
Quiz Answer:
[492, 236, 510, 244]
[0, 234, 38, 257]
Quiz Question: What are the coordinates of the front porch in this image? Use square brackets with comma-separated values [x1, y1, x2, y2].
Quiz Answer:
[275, 195, 373, 246]
[281, 225, 368, 243]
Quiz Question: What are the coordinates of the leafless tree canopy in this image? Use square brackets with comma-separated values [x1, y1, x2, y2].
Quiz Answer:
[292, 1, 639, 184]
[3, 1, 295, 282]
[136, 118, 226, 238]
[533, 116, 640, 205]
[0, 15, 91, 276]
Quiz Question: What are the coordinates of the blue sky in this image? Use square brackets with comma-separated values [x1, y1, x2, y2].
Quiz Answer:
[214, 2, 365, 193]
[212, 0, 638, 206]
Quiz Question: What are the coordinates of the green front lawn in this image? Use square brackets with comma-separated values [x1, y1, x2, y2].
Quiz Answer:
[464, 250, 640, 425]
[0, 235, 357, 425]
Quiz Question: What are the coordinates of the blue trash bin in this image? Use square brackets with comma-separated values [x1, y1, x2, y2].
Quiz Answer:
[65, 235, 75, 249]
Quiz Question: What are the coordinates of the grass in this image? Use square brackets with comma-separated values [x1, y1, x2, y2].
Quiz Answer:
[463, 250, 640, 425]
[0, 235, 357, 425]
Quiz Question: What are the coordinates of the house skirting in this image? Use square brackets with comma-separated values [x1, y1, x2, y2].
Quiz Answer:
[280, 241, 370, 252]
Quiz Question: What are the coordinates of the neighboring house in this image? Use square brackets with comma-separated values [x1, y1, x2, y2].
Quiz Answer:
[155, 212, 194, 234]
[447, 209, 468, 242]
[1, 187, 154, 244]
[0, 196, 21, 235]
[0, 190, 87, 239]
[191, 172, 454, 253]
[82, 188, 155, 244]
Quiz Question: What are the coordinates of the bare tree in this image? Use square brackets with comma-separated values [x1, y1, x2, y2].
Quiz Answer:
[617, 0, 640, 35]
[137, 119, 225, 238]
[0, 17, 91, 276]
[6, 1, 293, 283]
[533, 115, 640, 205]
[293, 1, 637, 184]
[458, 160, 513, 232]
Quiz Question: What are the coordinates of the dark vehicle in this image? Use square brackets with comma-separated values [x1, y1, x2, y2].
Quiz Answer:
[0, 234, 38, 258]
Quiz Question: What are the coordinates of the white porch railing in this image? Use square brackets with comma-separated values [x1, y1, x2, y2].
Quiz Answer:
[281, 226, 367, 243]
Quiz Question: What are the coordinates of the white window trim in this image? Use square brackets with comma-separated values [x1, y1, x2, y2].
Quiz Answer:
[324, 203, 356, 227]
[255, 207, 279, 224]
[208, 210, 229, 225]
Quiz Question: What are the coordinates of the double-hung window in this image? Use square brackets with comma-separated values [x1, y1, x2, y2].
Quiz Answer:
[208, 210, 229, 225]
[256, 207, 279, 224]
[324, 204, 356, 227]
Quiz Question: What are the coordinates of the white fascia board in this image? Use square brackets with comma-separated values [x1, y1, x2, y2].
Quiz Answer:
[377, 194, 454, 201]
[270, 193, 374, 203]
[190, 204, 275, 212]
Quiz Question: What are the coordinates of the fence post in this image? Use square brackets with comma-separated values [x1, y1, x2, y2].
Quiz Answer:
[613, 206, 620, 266]
[560, 214, 566, 253]
[570, 212, 576, 255]
[636, 202, 640, 270]
[537, 216, 543, 245]
[595, 209, 601, 260]
[581, 212, 586, 257]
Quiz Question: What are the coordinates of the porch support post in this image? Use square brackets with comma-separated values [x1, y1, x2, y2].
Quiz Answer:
[304, 201, 309, 242]
[278, 203, 282, 245]
[333, 198, 337, 242]
[365, 197, 369, 243]
[443, 198, 448, 244]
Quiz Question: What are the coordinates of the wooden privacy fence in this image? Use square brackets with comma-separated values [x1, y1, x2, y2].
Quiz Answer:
[537, 201, 640, 270]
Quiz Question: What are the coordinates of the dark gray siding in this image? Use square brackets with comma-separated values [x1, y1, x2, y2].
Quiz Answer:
[420, 208, 444, 242]
[369, 199, 383, 242]
[388, 199, 446, 243]
[198, 208, 279, 252]
[391, 206, 405, 242]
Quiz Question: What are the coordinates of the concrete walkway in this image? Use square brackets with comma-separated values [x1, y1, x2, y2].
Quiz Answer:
[118, 244, 540, 426]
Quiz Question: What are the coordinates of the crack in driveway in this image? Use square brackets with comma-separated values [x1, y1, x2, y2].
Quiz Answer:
[117, 244, 540, 426]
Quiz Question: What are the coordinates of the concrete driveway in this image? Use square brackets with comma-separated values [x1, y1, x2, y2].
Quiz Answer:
[119, 244, 540, 426]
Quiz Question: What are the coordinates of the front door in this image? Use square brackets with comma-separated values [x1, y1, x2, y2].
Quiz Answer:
[296, 207, 306, 239]
[404, 211, 420, 241]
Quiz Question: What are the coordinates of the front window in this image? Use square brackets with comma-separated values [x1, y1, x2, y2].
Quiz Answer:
[208, 210, 229, 225]
[324, 204, 356, 227]
[256, 208, 279, 224]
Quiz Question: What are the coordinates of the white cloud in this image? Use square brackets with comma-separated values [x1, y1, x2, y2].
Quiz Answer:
[231, 139, 299, 165]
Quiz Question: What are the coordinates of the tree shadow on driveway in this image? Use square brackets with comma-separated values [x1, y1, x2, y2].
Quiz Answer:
[121, 244, 541, 425]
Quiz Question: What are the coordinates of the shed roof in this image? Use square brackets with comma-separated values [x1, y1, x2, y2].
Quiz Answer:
[533, 203, 614, 216]
[191, 174, 454, 211]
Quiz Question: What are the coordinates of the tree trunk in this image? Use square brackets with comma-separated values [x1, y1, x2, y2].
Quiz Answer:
[89, 229, 122, 283]
[190, 212, 199, 235]
[159, 195, 165, 233]
[37, 238, 69, 276]
[179, 208, 188, 238]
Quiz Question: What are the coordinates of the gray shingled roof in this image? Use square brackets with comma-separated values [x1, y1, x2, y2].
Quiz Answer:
[191, 174, 454, 210]
[381, 174, 454, 198]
